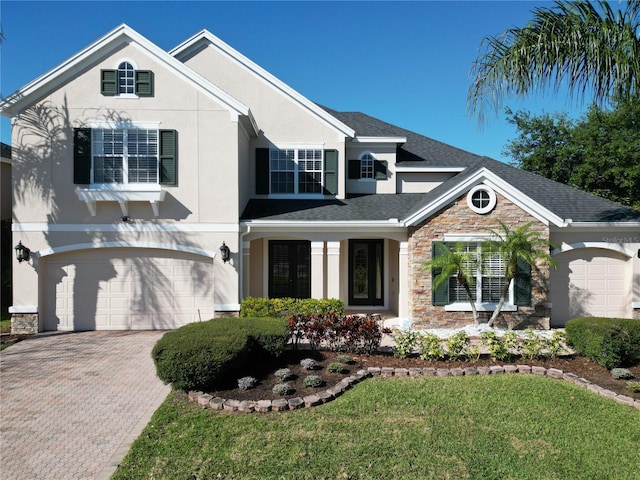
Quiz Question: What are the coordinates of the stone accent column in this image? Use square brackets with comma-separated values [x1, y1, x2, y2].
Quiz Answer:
[398, 241, 409, 319]
[10, 307, 38, 334]
[311, 241, 324, 299]
[326, 241, 341, 300]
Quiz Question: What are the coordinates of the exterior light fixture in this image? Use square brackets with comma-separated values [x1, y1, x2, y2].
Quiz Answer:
[15, 241, 30, 263]
[219, 241, 231, 263]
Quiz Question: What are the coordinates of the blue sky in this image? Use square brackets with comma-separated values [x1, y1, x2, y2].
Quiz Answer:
[1, 0, 589, 162]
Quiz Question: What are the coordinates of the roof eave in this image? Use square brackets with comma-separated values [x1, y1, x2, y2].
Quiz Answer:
[170, 30, 356, 139]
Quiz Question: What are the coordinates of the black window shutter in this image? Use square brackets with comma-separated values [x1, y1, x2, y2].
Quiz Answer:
[100, 69, 117, 96]
[514, 256, 532, 306]
[135, 70, 154, 97]
[159, 130, 177, 185]
[374, 160, 388, 180]
[348, 159, 360, 179]
[256, 148, 270, 194]
[432, 241, 449, 306]
[323, 149, 338, 195]
[73, 128, 92, 184]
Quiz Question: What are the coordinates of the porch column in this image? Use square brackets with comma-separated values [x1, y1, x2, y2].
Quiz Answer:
[242, 240, 250, 300]
[311, 241, 324, 299]
[398, 241, 409, 319]
[326, 241, 341, 299]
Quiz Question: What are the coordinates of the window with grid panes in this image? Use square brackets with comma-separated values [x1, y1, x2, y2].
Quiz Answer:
[270, 148, 323, 194]
[92, 128, 158, 184]
[447, 243, 507, 304]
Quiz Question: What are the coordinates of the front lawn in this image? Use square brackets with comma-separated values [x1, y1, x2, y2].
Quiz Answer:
[113, 375, 639, 479]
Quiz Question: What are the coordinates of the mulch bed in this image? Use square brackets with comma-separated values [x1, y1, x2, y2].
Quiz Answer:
[205, 348, 640, 402]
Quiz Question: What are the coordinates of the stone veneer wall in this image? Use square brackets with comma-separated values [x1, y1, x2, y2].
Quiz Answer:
[11, 313, 39, 334]
[409, 191, 552, 329]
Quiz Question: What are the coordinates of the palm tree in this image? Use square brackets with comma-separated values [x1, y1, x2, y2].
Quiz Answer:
[424, 242, 481, 325]
[468, 0, 640, 124]
[484, 221, 556, 327]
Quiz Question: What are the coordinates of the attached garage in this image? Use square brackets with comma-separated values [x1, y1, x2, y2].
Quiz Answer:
[43, 248, 214, 331]
[550, 247, 631, 326]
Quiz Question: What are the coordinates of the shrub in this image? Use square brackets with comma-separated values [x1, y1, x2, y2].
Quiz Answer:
[327, 362, 345, 373]
[272, 383, 294, 395]
[521, 329, 546, 360]
[237, 376, 257, 390]
[627, 381, 640, 393]
[566, 317, 640, 368]
[418, 332, 445, 361]
[241, 297, 344, 318]
[274, 368, 294, 380]
[152, 321, 250, 392]
[480, 330, 509, 361]
[152, 318, 288, 392]
[336, 355, 353, 364]
[289, 313, 382, 354]
[546, 331, 567, 359]
[445, 331, 470, 360]
[611, 368, 635, 380]
[392, 330, 420, 359]
[303, 375, 324, 388]
[300, 358, 318, 370]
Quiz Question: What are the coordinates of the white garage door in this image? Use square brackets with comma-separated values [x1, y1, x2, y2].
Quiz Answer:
[550, 249, 629, 326]
[44, 248, 214, 331]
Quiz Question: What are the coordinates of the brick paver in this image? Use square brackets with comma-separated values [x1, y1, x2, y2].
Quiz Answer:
[0, 331, 170, 480]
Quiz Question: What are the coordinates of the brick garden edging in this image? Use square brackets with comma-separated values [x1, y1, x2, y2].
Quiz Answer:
[188, 365, 640, 413]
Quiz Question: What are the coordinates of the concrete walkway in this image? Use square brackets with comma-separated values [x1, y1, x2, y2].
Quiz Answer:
[0, 331, 170, 480]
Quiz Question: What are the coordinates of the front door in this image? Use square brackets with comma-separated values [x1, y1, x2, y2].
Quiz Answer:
[269, 240, 311, 298]
[349, 239, 384, 306]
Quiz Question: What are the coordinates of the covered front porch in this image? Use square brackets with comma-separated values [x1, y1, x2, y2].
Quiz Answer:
[239, 226, 409, 319]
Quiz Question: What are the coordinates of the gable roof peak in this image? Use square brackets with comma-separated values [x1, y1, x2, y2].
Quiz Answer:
[170, 29, 356, 139]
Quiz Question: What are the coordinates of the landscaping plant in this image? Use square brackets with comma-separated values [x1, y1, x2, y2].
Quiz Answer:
[418, 332, 446, 361]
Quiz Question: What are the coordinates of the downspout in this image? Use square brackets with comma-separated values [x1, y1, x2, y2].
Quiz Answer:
[239, 225, 251, 300]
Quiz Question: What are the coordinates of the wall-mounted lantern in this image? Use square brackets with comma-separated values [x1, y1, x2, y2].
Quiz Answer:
[219, 241, 231, 263]
[15, 241, 30, 263]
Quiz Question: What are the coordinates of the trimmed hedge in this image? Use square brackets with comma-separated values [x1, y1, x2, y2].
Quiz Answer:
[152, 317, 289, 391]
[240, 297, 344, 318]
[565, 317, 640, 368]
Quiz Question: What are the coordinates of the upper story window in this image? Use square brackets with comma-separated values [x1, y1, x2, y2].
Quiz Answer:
[467, 185, 497, 214]
[255, 147, 338, 196]
[92, 128, 158, 184]
[73, 127, 177, 186]
[360, 152, 375, 179]
[118, 62, 135, 95]
[348, 152, 387, 181]
[100, 61, 154, 97]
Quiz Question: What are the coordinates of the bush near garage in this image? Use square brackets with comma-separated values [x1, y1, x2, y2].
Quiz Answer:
[565, 317, 640, 368]
[240, 297, 344, 318]
[152, 317, 289, 392]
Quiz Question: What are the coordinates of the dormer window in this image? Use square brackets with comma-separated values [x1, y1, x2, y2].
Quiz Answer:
[100, 61, 154, 97]
[348, 152, 388, 180]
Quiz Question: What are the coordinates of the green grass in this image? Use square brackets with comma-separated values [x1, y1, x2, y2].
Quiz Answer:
[113, 375, 640, 479]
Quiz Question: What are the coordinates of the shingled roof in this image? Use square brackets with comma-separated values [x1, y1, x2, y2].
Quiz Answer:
[241, 108, 640, 225]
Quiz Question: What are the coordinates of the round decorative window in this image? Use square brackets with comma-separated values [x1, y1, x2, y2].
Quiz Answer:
[467, 185, 496, 214]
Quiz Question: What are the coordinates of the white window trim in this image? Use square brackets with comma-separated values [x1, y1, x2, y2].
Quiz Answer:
[440, 238, 516, 310]
[359, 151, 376, 180]
[116, 59, 139, 98]
[467, 185, 496, 214]
[267, 144, 325, 198]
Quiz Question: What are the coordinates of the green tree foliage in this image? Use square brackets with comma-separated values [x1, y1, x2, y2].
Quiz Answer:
[504, 98, 640, 209]
[468, 0, 640, 124]
[423, 242, 481, 324]
[485, 221, 556, 327]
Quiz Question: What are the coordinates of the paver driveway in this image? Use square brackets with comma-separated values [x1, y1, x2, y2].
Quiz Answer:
[0, 331, 171, 480]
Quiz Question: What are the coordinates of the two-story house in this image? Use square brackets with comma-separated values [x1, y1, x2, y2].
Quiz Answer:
[2, 25, 639, 333]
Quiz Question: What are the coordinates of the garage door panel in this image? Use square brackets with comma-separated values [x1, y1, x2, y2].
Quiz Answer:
[44, 248, 214, 331]
[551, 249, 630, 326]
